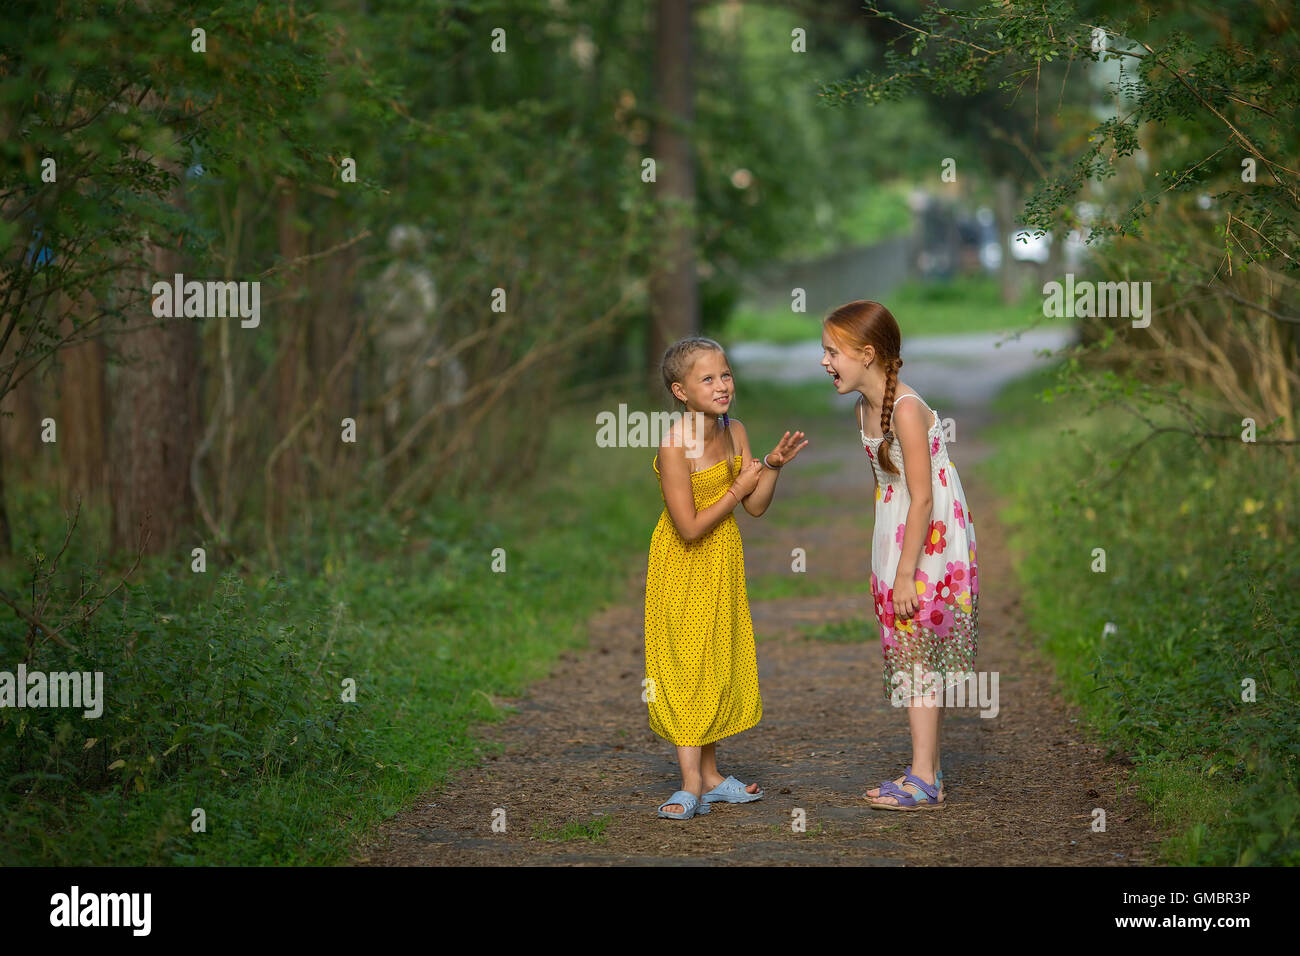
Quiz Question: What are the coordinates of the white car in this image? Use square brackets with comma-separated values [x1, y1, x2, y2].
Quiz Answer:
[1008, 228, 1052, 263]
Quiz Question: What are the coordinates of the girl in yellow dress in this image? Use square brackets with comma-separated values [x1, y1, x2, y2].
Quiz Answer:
[646, 337, 808, 819]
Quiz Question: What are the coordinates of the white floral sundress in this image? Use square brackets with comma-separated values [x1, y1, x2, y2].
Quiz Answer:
[860, 392, 979, 702]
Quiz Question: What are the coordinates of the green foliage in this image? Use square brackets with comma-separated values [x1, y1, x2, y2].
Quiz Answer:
[983, 363, 1300, 865]
[0, 565, 375, 863]
[777, 180, 917, 261]
[692, 5, 926, 270]
[821, 1, 1299, 267]
[0, 383, 661, 864]
[0, 0, 362, 403]
[1, 0, 967, 539]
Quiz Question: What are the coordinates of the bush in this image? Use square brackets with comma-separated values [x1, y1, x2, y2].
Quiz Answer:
[983, 364, 1300, 865]
[0, 558, 373, 864]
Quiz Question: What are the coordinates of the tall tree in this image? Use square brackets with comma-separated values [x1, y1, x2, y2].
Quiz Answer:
[647, 0, 700, 392]
[56, 291, 108, 508]
[109, 156, 199, 554]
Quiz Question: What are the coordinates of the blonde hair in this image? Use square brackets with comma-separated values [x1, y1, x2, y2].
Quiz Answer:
[823, 301, 905, 476]
[660, 336, 737, 479]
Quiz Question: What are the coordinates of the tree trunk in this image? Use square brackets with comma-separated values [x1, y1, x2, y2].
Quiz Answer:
[109, 182, 199, 555]
[57, 290, 108, 511]
[313, 215, 361, 498]
[0, 433, 11, 557]
[270, 183, 307, 526]
[646, 0, 699, 397]
[993, 175, 1020, 305]
[0, 336, 37, 559]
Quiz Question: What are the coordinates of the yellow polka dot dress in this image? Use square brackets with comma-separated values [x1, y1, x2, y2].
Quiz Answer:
[644, 453, 762, 746]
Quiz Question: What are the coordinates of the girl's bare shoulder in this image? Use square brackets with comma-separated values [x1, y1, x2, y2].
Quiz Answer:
[891, 391, 930, 434]
[659, 413, 689, 450]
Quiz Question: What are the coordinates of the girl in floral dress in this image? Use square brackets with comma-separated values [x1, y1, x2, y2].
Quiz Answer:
[821, 300, 979, 811]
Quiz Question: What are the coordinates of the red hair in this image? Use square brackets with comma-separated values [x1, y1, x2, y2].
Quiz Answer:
[824, 301, 905, 476]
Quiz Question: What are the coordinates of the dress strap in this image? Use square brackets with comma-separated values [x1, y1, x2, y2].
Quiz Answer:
[893, 392, 938, 431]
[893, 392, 932, 413]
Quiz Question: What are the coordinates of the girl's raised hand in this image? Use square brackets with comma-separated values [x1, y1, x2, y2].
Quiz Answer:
[766, 430, 809, 468]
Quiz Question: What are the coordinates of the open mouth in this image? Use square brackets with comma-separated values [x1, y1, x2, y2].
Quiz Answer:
[714, 396, 730, 405]
[828, 370, 841, 386]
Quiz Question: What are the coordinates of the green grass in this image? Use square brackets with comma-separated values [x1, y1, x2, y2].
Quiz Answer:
[747, 572, 865, 602]
[800, 618, 873, 643]
[726, 274, 1059, 344]
[0, 379, 666, 864]
[757, 491, 837, 528]
[532, 814, 611, 843]
[975, 362, 1300, 865]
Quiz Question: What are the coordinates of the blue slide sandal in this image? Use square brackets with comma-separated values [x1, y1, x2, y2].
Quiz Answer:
[702, 775, 763, 804]
[657, 790, 710, 819]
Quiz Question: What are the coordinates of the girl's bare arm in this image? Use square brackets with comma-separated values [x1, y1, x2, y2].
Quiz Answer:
[729, 420, 778, 517]
[658, 439, 746, 543]
[892, 400, 935, 579]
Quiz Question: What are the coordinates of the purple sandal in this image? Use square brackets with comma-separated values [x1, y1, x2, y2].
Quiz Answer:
[868, 770, 945, 811]
[866, 765, 944, 801]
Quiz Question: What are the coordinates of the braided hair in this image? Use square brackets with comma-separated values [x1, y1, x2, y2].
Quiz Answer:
[877, 355, 905, 476]
[660, 337, 738, 480]
[823, 301, 906, 477]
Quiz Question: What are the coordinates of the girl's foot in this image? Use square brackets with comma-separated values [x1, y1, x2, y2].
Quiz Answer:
[702, 773, 760, 798]
[865, 769, 943, 802]
[660, 792, 702, 815]
[869, 769, 940, 807]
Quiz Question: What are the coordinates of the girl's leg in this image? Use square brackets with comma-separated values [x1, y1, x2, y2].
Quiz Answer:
[865, 693, 946, 800]
[935, 704, 944, 799]
[700, 742, 760, 795]
[660, 745, 703, 814]
[700, 742, 720, 788]
[870, 691, 941, 805]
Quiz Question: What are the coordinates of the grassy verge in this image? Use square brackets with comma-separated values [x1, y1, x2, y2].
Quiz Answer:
[727, 274, 1057, 344]
[0, 378, 667, 863]
[975, 363, 1299, 865]
[532, 814, 610, 843]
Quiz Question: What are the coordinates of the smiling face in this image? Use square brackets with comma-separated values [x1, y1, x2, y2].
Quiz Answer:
[670, 348, 733, 414]
[821, 324, 874, 393]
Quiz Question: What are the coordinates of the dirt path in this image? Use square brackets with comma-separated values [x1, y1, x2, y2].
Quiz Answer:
[355, 396, 1161, 866]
